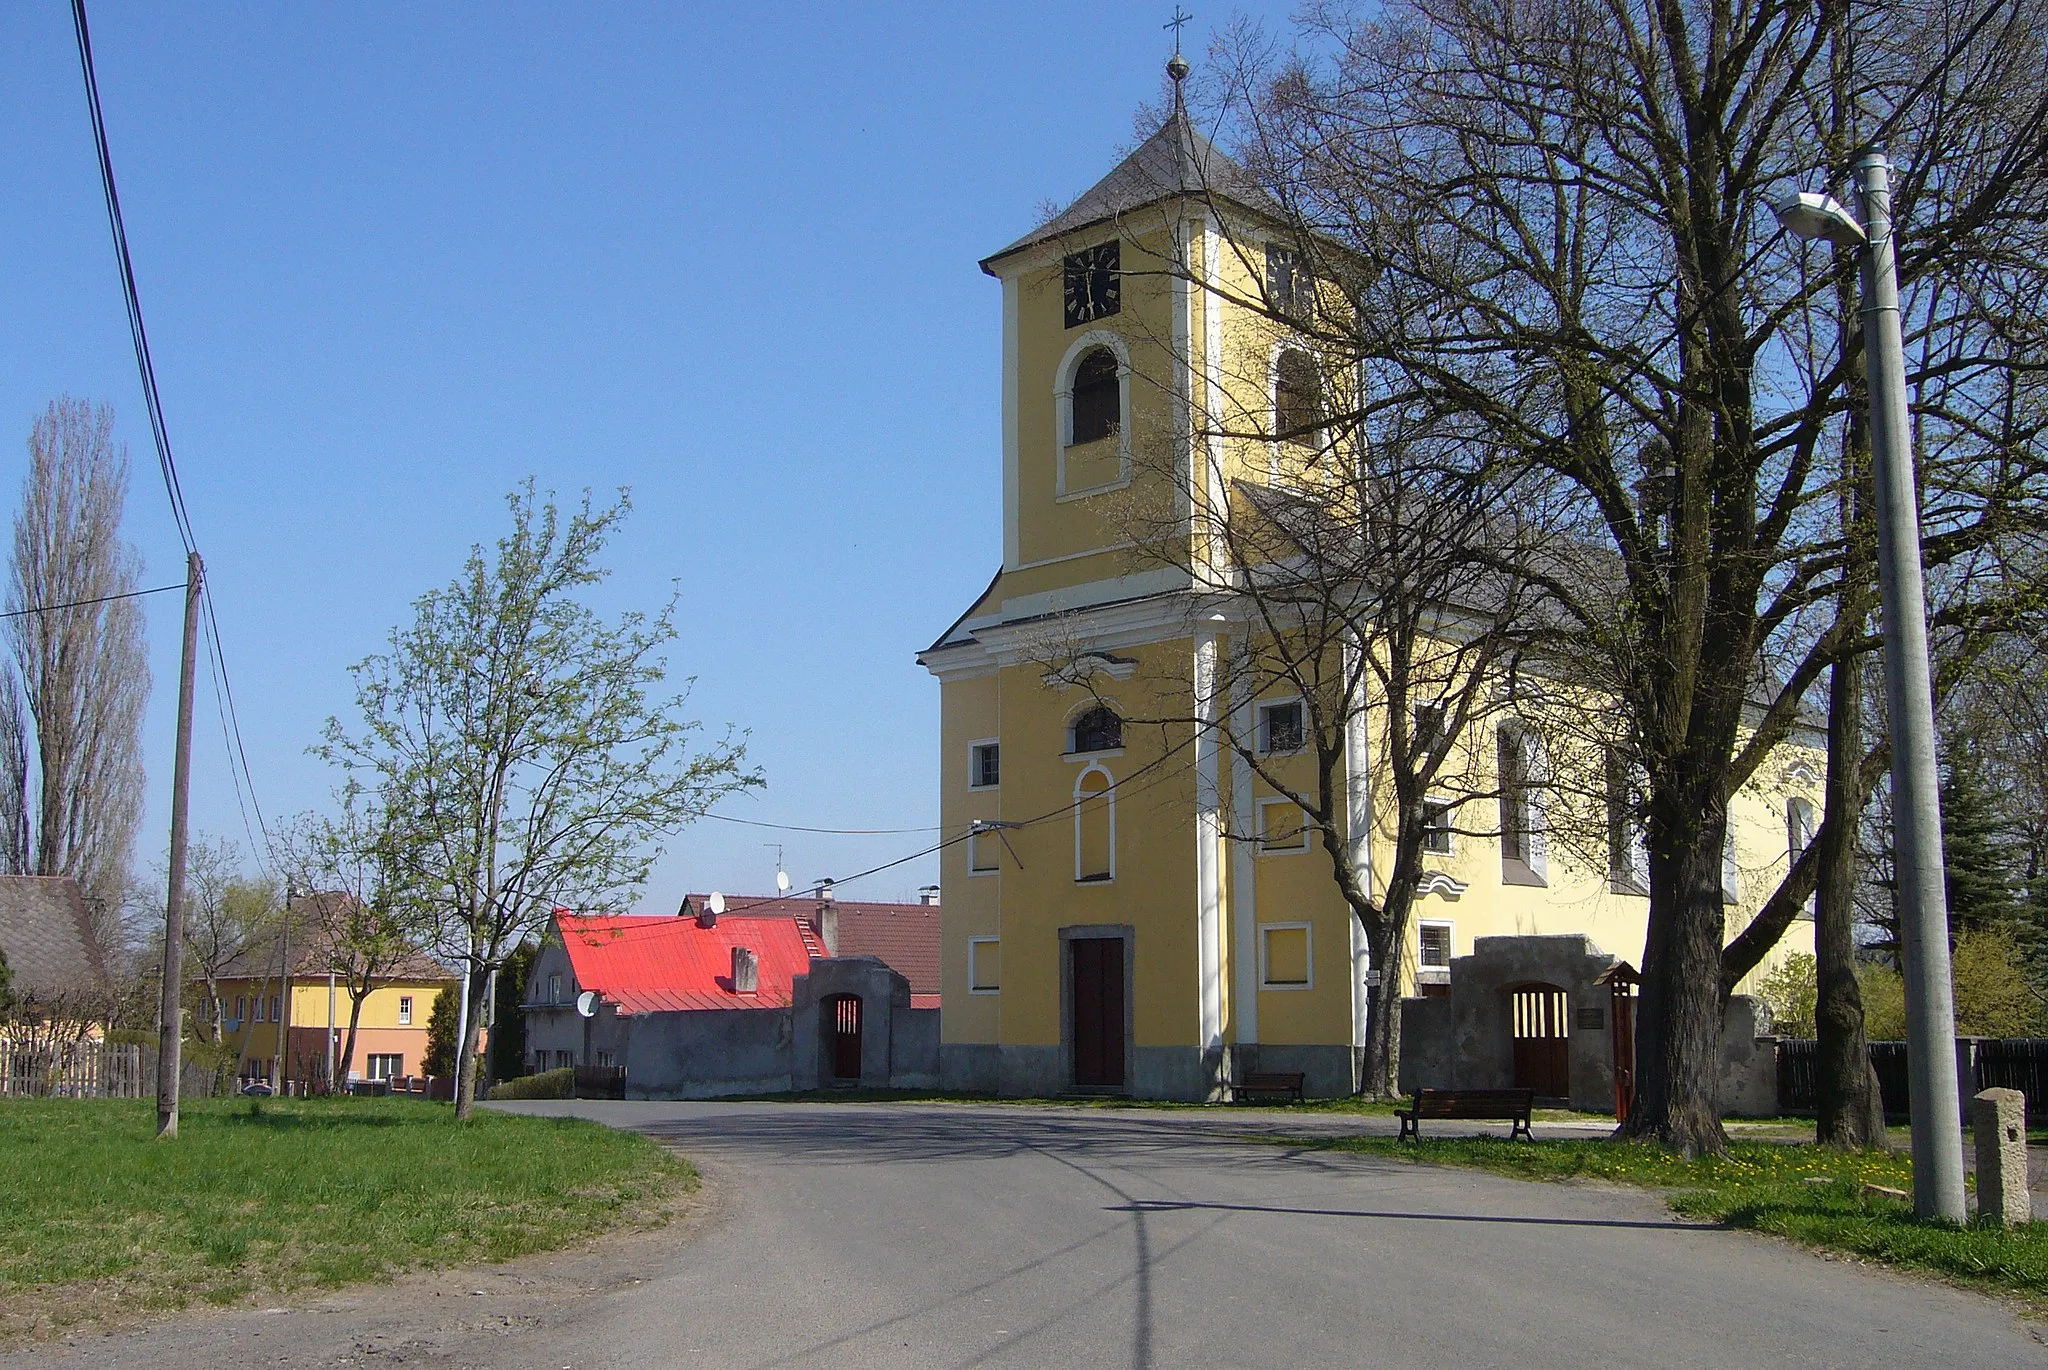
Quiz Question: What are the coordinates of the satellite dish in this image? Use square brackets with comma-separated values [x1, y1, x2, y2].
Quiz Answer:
[576, 990, 599, 1019]
[708, 891, 726, 916]
[776, 869, 791, 893]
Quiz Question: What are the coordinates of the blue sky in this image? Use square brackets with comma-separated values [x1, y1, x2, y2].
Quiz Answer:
[0, 2, 1299, 912]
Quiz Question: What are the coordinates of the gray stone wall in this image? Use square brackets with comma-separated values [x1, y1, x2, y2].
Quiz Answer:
[621, 1007, 793, 1098]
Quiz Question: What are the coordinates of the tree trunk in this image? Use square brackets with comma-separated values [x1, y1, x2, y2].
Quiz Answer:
[339, 991, 368, 1087]
[1816, 650, 1887, 1147]
[1622, 805, 1730, 1155]
[1359, 917, 1400, 1098]
[452, 969, 491, 1120]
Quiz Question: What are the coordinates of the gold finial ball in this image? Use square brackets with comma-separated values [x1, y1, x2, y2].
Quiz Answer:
[1167, 53, 1190, 82]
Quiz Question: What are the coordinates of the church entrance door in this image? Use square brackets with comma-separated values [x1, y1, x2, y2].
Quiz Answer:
[1070, 937, 1125, 1088]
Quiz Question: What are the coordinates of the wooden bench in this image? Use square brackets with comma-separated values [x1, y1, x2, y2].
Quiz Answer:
[1396, 1087, 1536, 1141]
[1233, 1071, 1306, 1104]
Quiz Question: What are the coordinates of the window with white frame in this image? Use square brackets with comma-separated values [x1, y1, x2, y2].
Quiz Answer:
[1256, 797, 1311, 854]
[1069, 705, 1123, 754]
[397, 995, 414, 1025]
[1497, 721, 1548, 885]
[1722, 827, 1742, 904]
[1605, 749, 1649, 895]
[968, 829, 1001, 874]
[366, 1053, 403, 1080]
[969, 740, 1000, 790]
[1786, 796, 1814, 865]
[969, 937, 1001, 993]
[1259, 923, 1313, 988]
[1055, 331, 1132, 498]
[1075, 766, 1115, 880]
[1418, 921, 1454, 970]
[548, 972, 563, 1005]
[1274, 349, 1323, 447]
[1256, 698, 1305, 754]
[1421, 799, 1455, 855]
[595, 1051, 615, 1068]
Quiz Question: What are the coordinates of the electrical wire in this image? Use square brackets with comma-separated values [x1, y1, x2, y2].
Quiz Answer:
[71, 0, 196, 556]
[0, 581, 183, 620]
[697, 811, 942, 836]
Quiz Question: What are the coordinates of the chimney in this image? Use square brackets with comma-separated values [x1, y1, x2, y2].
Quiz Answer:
[918, 885, 941, 907]
[814, 904, 839, 957]
[731, 945, 759, 994]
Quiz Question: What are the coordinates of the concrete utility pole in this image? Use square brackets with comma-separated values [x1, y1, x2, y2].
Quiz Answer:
[155, 552, 203, 1139]
[1775, 154, 1965, 1221]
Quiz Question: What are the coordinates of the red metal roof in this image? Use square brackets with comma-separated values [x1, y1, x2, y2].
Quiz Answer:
[683, 893, 942, 996]
[555, 913, 817, 1015]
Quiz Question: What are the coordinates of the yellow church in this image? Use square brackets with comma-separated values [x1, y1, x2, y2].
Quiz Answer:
[919, 72, 1819, 1100]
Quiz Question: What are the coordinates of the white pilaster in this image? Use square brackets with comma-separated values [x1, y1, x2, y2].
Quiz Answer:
[1200, 214, 1229, 584]
[1342, 634, 1375, 1052]
[1229, 662, 1258, 1049]
[1002, 273, 1020, 570]
[1195, 629, 1226, 1085]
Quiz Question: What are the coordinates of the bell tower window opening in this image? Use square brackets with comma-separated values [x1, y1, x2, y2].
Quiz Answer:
[1274, 349, 1323, 448]
[1070, 348, 1120, 446]
[1069, 706, 1123, 755]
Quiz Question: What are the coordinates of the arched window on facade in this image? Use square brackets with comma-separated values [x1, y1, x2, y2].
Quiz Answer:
[1786, 796, 1815, 866]
[1069, 705, 1123, 755]
[1274, 348, 1323, 447]
[1075, 766, 1115, 882]
[1070, 347, 1121, 446]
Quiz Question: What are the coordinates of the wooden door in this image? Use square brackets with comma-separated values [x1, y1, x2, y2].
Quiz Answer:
[828, 994, 862, 1081]
[1071, 937, 1125, 1088]
[1510, 985, 1570, 1099]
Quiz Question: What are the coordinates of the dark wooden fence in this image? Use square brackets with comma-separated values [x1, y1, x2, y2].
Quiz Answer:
[1777, 1037, 2048, 1121]
[573, 1065, 627, 1099]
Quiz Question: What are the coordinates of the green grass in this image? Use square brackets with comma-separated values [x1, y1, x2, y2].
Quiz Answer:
[1304, 1133, 2048, 1299]
[0, 1095, 692, 1338]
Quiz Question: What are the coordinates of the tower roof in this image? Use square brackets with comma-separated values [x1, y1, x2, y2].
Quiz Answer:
[981, 109, 1280, 274]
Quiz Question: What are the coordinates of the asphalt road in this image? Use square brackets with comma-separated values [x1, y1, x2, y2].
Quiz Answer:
[8, 1100, 2043, 1369]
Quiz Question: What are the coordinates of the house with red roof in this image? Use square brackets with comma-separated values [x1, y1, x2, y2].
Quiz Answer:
[521, 891, 942, 1098]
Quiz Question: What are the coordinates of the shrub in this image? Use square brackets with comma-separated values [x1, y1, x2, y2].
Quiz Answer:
[485, 1067, 574, 1101]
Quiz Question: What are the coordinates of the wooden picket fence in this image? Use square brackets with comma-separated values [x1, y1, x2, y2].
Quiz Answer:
[1777, 1037, 2048, 1121]
[0, 1040, 144, 1098]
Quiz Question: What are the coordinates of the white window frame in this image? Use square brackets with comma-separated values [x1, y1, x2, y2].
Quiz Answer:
[1496, 720, 1549, 886]
[1073, 762, 1118, 882]
[548, 972, 563, 1005]
[967, 830, 1001, 876]
[1255, 696, 1306, 756]
[968, 936, 1001, 995]
[1421, 796, 1457, 855]
[1065, 701, 1126, 758]
[1722, 826, 1742, 905]
[1417, 918, 1456, 973]
[1255, 796, 1312, 855]
[397, 995, 413, 1025]
[1258, 921, 1315, 990]
[1267, 343, 1330, 477]
[1605, 750, 1650, 896]
[968, 738, 1001, 791]
[1053, 329, 1134, 500]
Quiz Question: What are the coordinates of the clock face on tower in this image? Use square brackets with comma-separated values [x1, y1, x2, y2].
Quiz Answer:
[1063, 242, 1121, 328]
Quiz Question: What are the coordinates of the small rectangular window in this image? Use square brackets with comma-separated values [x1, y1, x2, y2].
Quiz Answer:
[1422, 800, 1454, 855]
[969, 937, 1001, 993]
[271, 995, 281, 1023]
[397, 995, 414, 1025]
[548, 972, 563, 1004]
[557, 1050, 576, 1071]
[253, 995, 266, 1023]
[594, 1050, 615, 1068]
[970, 741, 1000, 789]
[1257, 699, 1305, 754]
[1419, 922, 1453, 969]
[367, 1053, 403, 1080]
[968, 831, 1000, 874]
[1260, 924, 1312, 988]
[1256, 798, 1311, 854]
[235, 995, 246, 1024]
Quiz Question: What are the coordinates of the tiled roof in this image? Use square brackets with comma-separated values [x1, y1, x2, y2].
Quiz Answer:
[683, 893, 941, 995]
[982, 108, 1280, 270]
[0, 875, 111, 1000]
[556, 912, 818, 1015]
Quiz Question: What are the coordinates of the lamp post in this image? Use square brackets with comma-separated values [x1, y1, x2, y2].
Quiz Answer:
[1774, 153, 1965, 1222]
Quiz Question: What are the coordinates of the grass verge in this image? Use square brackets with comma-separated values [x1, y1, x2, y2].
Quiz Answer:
[1303, 1133, 2048, 1299]
[0, 1095, 692, 1340]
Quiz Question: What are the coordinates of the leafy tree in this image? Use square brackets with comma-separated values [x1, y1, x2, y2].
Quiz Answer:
[487, 939, 539, 1084]
[319, 484, 759, 1116]
[1951, 928, 2042, 1038]
[1940, 750, 2023, 939]
[1856, 962, 1908, 1042]
[1758, 954, 1818, 1039]
[423, 983, 458, 1079]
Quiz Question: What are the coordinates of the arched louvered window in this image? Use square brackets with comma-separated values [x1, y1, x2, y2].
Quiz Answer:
[1275, 348, 1323, 447]
[1070, 348, 1120, 445]
[1069, 705, 1123, 754]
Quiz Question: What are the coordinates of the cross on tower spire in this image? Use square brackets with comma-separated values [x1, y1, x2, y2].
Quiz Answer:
[1164, 7, 1193, 100]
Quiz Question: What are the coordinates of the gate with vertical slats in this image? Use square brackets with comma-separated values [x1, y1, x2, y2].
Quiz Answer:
[1509, 984, 1570, 1099]
[826, 994, 862, 1081]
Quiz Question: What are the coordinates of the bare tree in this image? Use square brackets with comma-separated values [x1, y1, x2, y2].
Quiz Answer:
[1204, 0, 2048, 1152]
[174, 836, 279, 1045]
[1, 399, 150, 955]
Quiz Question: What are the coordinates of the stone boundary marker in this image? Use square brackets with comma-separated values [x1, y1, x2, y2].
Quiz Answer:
[1971, 1087, 2029, 1227]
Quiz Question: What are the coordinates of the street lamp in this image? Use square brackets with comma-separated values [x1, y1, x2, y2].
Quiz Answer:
[1773, 153, 1965, 1222]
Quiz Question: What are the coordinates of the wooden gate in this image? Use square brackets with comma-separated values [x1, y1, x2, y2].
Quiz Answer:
[1509, 984, 1570, 1099]
[1070, 936, 1125, 1088]
[826, 994, 862, 1081]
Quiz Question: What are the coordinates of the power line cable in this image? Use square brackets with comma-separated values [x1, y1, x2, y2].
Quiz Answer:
[697, 811, 942, 836]
[0, 581, 184, 621]
[71, 0, 196, 556]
